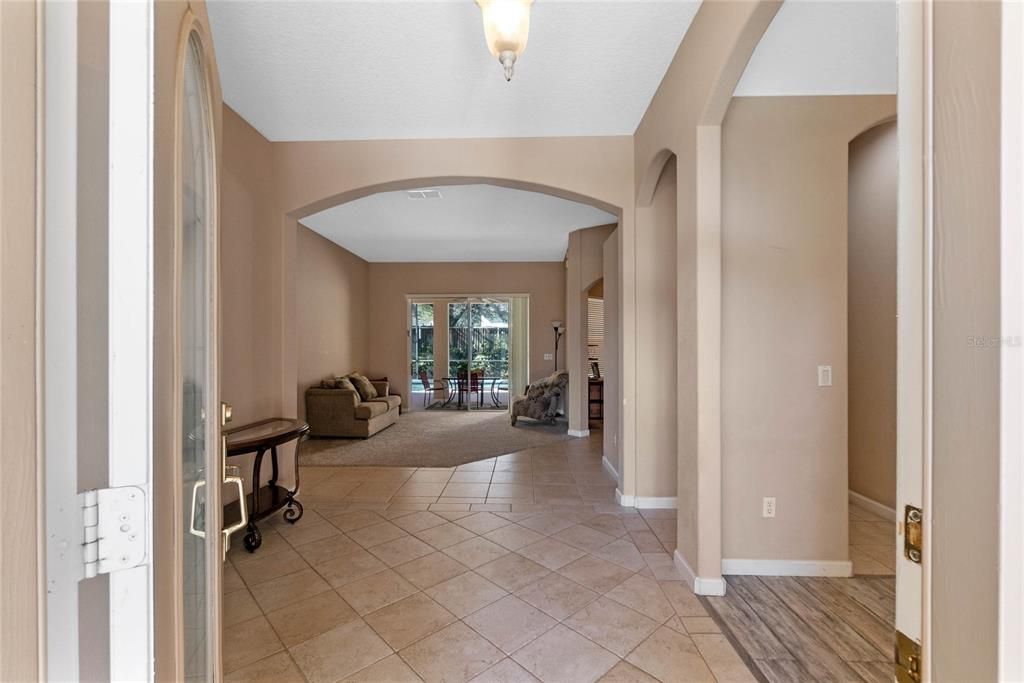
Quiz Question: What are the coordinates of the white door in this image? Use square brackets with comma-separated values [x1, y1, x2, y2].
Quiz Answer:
[42, 3, 231, 680]
[895, 1, 930, 679]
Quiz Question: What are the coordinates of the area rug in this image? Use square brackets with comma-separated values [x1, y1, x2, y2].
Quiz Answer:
[298, 410, 572, 468]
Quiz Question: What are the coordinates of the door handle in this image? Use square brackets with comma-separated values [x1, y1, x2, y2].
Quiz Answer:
[220, 402, 247, 556]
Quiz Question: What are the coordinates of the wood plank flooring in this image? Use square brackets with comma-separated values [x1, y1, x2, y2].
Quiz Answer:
[703, 576, 895, 683]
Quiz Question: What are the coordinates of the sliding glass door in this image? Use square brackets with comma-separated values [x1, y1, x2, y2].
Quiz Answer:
[410, 302, 436, 408]
[448, 298, 510, 410]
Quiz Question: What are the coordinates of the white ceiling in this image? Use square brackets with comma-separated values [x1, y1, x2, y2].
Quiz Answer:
[206, 0, 702, 141]
[300, 183, 616, 262]
[734, 0, 897, 97]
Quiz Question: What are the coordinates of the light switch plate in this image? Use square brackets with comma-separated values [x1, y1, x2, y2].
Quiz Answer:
[817, 365, 833, 387]
[762, 497, 776, 518]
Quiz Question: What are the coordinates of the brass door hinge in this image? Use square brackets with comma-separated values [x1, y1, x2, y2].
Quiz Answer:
[895, 630, 922, 683]
[904, 505, 923, 564]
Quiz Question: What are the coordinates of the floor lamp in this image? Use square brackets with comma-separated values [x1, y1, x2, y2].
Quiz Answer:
[552, 320, 565, 371]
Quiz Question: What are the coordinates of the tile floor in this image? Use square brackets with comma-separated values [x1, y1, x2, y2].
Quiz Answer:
[848, 505, 896, 576]
[222, 436, 754, 682]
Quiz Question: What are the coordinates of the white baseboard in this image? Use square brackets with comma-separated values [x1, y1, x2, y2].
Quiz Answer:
[848, 490, 898, 522]
[612, 491, 676, 510]
[721, 558, 853, 577]
[568, 429, 590, 438]
[601, 456, 619, 481]
[673, 550, 726, 596]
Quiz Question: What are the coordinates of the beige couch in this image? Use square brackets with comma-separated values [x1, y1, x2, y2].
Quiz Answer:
[305, 379, 402, 438]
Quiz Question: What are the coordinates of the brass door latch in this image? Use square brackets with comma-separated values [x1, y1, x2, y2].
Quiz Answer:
[904, 505, 923, 564]
[895, 630, 922, 683]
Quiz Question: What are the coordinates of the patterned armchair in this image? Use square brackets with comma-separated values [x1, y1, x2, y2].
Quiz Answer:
[510, 370, 569, 426]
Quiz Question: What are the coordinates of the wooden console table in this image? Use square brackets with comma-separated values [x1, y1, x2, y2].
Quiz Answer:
[223, 417, 309, 552]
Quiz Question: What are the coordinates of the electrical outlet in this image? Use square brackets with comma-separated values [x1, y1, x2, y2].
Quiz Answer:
[544, 353, 554, 361]
[762, 497, 776, 518]
[817, 365, 833, 387]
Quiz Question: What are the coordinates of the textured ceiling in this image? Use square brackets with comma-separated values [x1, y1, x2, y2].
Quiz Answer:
[734, 0, 897, 97]
[300, 184, 617, 262]
[206, 0, 701, 141]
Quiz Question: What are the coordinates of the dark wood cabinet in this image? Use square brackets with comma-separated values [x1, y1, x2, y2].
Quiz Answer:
[588, 379, 603, 420]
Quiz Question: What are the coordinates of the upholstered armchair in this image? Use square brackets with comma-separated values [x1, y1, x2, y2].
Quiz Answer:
[510, 370, 569, 426]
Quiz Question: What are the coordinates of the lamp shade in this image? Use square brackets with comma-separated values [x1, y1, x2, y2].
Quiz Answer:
[476, 0, 533, 80]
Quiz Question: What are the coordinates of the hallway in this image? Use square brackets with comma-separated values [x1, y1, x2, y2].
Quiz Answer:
[221, 436, 750, 682]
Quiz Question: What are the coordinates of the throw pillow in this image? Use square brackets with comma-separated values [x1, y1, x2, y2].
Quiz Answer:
[348, 373, 378, 401]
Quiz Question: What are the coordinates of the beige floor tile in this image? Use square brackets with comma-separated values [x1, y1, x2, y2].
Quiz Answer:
[343, 654, 423, 682]
[233, 548, 309, 587]
[681, 616, 721, 634]
[464, 595, 557, 654]
[450, 470, 495, 483]
[391, 510, 448, 533]
[515, 574, 598, 620]
[487, 483, 534, 499]
[222, 615, 283, 674]
[408, 468, 456, 483]
[484, 525, 545, 551]
[625, 626, 714, 683]
[385, 503, 433, 513]
[250, 567, 331, 613]
[621, 515, 651, 532]
[289, 619, 392, 683]
[455, 512, 514, 534]
[642, 553, 682, 581]
[605, 575, 675, 623]
[347, 521, 409, 548]
[691, 633, 758, 682]
[228, 528, 291, 562]
[225, 651, 305, 683]
[491, 471, 534, 484]
[563, 597, 659, 657]
[517, 514, 577, 536]
[440, 497, 489, 505]
[531, 472, 574, 485]
[511, 624, 618, 683]
[346, 481, 404, 501]
[277, 521, 342, 548]
[475, 554, 552, 592]
[552, 525, 616, 553]
[327, 509, 387, 532]
[264, 589, 358, 647]
[223, 588, 261, 628]
[556, 556, 634, 595]
[443, 537, 510, 569]
[336, 568, 418, 615]
[364, 592, 457, 650]
[495, 461, 534, 473]
[582, 515, 629, 538]
[315, 548, 388, 588]
[369, 535, 436, 567]
[597, 661, 659, 683]
[627, 531, 665, 553]
[443, 482, 492, 498]
[425, 571, 508, 618]
[223, 563, 245, 594]
[473, 503, 514, 512]
[469, 658, 541, 683]
[395, 551, 470, 589]
[399, 622, 505, 683]
[457, 459, 497, 472]
[294, 533, 362, 566]
[593, 539, 647, 572]
[415, 521, 478, 549]
[516, 538, 587, 570]
[659, 580, 708, 617]
[395, 482, 448, 498]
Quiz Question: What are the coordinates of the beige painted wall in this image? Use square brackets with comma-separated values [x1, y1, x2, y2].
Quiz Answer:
[0, 2, 41, 678]
[296, 227, 370, 418]
[636, 159, 678, 499]
[931, 1, 1001, 678]
[720, 95, 896, 562]
[603, 231, 621, 480]
[848, 121, 897, 510]
[221, 106, 282, 424]
[364, 262, 566, 406]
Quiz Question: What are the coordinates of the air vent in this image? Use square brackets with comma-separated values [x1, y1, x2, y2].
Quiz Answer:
[406, 189, 443, 200]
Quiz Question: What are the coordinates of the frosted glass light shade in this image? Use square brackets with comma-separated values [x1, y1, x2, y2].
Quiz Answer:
[476, 0, 533, 81]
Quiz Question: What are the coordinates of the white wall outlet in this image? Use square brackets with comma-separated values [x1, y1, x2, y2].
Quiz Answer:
[817, 365, 833, 387]
[544, 353, 554, 361]
[762, 497, 776, 518]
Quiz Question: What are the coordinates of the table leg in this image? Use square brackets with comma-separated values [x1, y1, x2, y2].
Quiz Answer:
[244, 447, 267, 552]
[283, 435, 305, 524]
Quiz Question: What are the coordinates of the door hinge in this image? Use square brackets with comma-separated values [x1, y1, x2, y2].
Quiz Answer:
[903, 505, 923, 564]
[82, 486, 148, 578]
[895, 630, 922, 683]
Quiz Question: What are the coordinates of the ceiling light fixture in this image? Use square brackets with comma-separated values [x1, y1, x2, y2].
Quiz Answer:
[476, 0, 533, 82]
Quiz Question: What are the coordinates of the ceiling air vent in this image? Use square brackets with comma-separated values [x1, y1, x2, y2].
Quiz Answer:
[406, 189, 443, 200]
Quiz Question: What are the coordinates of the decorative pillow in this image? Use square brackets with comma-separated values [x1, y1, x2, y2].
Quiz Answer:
[320, 376, 357, 394]
[348, 373, 378, 401]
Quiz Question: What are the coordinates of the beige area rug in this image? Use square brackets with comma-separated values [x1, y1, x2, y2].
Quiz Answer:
[298, 410, 573, 468]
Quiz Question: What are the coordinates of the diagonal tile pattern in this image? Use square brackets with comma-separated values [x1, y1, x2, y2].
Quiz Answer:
[222, 436, 752, 682]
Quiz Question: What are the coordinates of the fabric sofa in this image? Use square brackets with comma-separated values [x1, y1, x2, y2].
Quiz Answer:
[305, 378, 401, 438]
[510, 370, 569, 426]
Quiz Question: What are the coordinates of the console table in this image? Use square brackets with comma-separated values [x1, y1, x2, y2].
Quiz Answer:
[223, 417, 309, 552]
